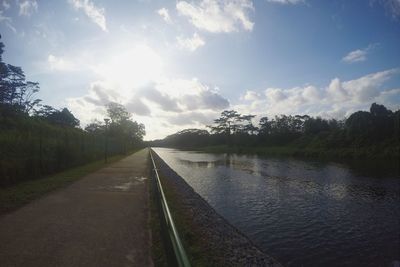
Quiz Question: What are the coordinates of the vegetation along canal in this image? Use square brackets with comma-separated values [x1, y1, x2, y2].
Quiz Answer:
[154, 147, 400, 267]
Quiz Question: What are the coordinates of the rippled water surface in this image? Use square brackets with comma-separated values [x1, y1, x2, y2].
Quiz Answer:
[153, 147, 400, 267]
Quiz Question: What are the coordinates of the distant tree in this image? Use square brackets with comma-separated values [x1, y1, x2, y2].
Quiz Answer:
[34, 105, 58, 118]
[35, 106, 80, 127]
[0, 37, 40, 115]
[370, 103, 392, 117]
[163, 128, 209, 147]
[209, 110, 241, 135]
[85, 119, 104, 134]
[238, 114, 258, 134]
[125, 120, 146, 143]
[345, 111, 373, 141]
[369, 103, 394, 139]
[394, 109, 400, 142]
[259, 116, 272, 136]
[304, 117, 330, 135]
[104, 102, 145, 151]
[107, 102, 131, 123]
[49, 108, 80, 127]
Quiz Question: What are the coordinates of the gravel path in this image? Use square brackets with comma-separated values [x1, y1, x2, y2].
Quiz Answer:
[152, 149, 282, 267]
[0, 149, 152, 267]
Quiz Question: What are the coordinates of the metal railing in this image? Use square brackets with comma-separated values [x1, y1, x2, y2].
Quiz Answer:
[149, 148, 191, 267]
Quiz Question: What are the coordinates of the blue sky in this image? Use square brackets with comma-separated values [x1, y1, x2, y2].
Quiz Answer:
[1, 0, 399, 139]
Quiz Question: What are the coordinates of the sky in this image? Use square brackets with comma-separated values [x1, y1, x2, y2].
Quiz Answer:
[1, 0, 400, 140]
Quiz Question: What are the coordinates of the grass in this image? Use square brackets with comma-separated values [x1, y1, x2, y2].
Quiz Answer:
[155, 168, 217, 267]
[0, 152, 135, 215]
[200, 143, 399, 160]
[149, 162, 169, 267]
[148, 154, 210, 266]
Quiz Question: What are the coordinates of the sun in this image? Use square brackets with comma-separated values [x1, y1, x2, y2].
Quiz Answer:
[96, 44, 163, 90]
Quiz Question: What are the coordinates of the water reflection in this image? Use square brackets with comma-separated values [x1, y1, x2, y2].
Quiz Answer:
[154, 147, 400, 267]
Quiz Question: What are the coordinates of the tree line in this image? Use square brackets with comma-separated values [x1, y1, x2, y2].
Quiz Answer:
[0, 37, 145, 186]
[150, 104, 399, 159]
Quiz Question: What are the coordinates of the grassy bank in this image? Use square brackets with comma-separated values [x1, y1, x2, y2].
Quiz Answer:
[198, 141, 399, 160]
[0, 151, 137, 215]
[155, 169, 213, 267]
[149, 161, 168, 267]
[149, 160, 208, 266]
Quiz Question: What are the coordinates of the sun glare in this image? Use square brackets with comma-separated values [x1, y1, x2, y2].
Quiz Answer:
[96, 44, 163, 90]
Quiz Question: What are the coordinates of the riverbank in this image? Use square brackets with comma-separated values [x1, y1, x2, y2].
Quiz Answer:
[197, 141, 399, 160]
[151, 150, 282, 266]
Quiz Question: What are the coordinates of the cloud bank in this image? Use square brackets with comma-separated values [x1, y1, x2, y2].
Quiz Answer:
[66, 68, 400, 140]
[66, 78, 230, 139]
[238, 68, 400, 119]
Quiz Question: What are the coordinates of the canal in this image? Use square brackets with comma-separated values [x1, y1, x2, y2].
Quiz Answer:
[153, 147, 400, 267]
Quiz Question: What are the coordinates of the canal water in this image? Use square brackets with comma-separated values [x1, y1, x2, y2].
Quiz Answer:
[153, 147, 400, 267]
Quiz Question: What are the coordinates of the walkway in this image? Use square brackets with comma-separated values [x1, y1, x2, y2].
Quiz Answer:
[0, 149, 151, 267]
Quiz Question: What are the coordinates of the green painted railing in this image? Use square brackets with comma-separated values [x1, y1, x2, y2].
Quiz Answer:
[150, 148, 191, 267]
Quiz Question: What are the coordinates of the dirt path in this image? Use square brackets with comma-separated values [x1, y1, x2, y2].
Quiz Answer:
[0, 149, 152, 267]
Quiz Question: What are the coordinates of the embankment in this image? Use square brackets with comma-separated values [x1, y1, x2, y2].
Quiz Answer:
[151, 150, 282, 266]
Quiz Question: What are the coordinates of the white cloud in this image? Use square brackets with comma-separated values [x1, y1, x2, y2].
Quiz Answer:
[2, 1, 10, 10]
[342, 49, 368, 63]
[48, 55, 77, 71]
[180, 87, 229, 110]
[139, 87, 181, 112]
[0, 10, 17, 33]
[177, 32, 205, 51]
[327, 78, 348, 101]
[0, 10, 10, 22]
[384, 0, 400, 18]
[342, 44, 377, 63]
[166, 111, 216, 126]
[69, 0, 107, 32]
[341, 68, 398, 101]
[157, 7, 172, 23]
[176, 0, 254, 33]
[66, 77, 230, 139]
[125, 97, 151, 116]
[267, 0, 304, 4]
[242, 90, 262, 101]
[18, 0, 38, 16]
[371, 0, 400, 19]
[237, 68, 400, 119]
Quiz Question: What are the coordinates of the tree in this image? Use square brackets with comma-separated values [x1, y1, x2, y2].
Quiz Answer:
[161, 128, 209, 147]
[369, 103, 394, 139]
[0, 37, 40, 115]
[238, 114, 258, 134]
[85, 119, 105, 134]
[304, 117, 330, 135]
[48, 108, 80, 127]
[259, 116, 272, 136]
[345, 111, 373, 141]
[209, 110, 241, 135]
[104, 102, 145, 151]
[370, 103, 392, 117]
[35, 106, 80, 127]
[107, 102, 131, 123]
